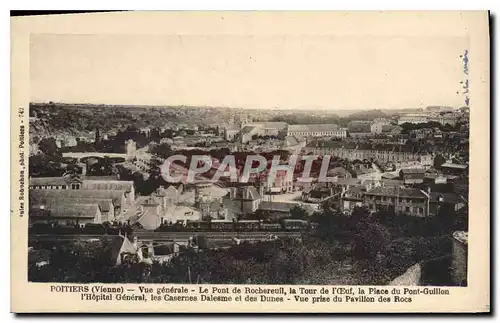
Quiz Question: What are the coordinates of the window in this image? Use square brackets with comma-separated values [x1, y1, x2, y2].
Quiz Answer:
[418, 207, 424, 214]
[405, 206, 410, 213]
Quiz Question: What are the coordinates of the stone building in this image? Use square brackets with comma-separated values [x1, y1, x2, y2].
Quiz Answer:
[29, 203, 102, 226]
[451, 231, 468, 286]
[363, 186, 430, 217]
[286, 124, 347, 139]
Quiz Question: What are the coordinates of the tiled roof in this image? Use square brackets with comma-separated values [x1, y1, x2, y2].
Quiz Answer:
[82, 180, 134, 193]
[284, 136, 299, 147]
[430, 192, 467, 204]
[31, 203, 100, 219]
[197, 184, 229, 198]
[240, 126, 257, 135]
[347, 121, 373, 133]
[441, 163, 468, 170]
[327, 167, 350, 177]
[30, 176, 76, 186]
[380, 179, 404, 186]
[29, 189, 125, 207]
[83, 175, 120, 181]
[401, 168, 426, 174]
[365, 186, 427, 199]
[259, 201, 294, 212]
[263, 122, 288, 129]
[29, 192, 114, 213]
[288, 124, 340, 133]
[335, 178, 363, 186]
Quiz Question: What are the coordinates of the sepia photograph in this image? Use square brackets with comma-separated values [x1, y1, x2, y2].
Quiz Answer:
[10, 11, 490, 313]
[27, 33, 470, 287]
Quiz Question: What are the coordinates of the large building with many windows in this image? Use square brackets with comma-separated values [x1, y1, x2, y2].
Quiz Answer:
[363, 186, 430, 217]
[286, 124, 347, 138]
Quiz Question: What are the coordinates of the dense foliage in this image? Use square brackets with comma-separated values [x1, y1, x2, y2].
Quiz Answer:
[29, 206, 460, 285]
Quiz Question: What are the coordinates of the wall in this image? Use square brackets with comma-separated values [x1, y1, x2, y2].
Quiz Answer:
[388, 263, 421, 286]
[451, 235, 468, 286]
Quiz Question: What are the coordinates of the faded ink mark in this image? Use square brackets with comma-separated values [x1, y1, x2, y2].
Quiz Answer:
[460, 50, 470, 107]
[462, 50, 469, 75]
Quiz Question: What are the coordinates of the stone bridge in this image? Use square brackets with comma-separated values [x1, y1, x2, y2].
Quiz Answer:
[62, 152, 128, 162]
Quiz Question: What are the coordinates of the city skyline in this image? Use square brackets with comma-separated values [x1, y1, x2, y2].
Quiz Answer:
[30, 34, 467, 111]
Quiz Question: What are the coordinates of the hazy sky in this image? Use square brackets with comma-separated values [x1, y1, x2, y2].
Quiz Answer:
[30, 34, 468, 110]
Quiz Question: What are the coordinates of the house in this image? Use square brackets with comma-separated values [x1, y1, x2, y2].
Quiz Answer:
[347, 121, 373, 137]
[286, 124, 347, 138]
[223, 185, 263, 218]
[136, 196, 163, 230]
[199, 200, 228, 220]
[363, 186, 430, 217]
[107, 235, 153, 266]
[420, 154, 434, 167]
[29, 203, 102, 226]
[29, 191, 115, 222]
[440, 162, 468, 177]
[82, 180, 135, 204]
[262, 170, 294, 194]
[302, 182, 339, 203]
[327, 167, 352, 179]
[332, 178, 377, 192]
[340, 186, 365, 214]
[400, 168, 426, 185]
[29, 188, 127, 216]
[29, 175, 136, 207]
[156, 185, 182, 206]
[30, 175, 83, 190]
[224, 127, 240, 141]
[258, 201, 315, 220]
[281, 135, 307, 154]
[152, 242, 181, 264]
[428, 192, 467, 216]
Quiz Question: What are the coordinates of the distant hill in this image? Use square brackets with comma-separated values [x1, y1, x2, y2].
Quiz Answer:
[347, 109, 387, 120]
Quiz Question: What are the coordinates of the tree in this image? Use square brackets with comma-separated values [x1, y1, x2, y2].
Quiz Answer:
[38, 137, 61, 158]
[433, 154, 447, 168]
[352, 207, 391, 260]
[289, 205, 309, 219]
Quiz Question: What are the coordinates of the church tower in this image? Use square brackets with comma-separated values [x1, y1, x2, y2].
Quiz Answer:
[125, 139, 137, 161]
[240, 114, 249, 129]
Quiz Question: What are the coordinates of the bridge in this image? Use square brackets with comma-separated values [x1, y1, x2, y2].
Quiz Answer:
[62, 152, 128, 162]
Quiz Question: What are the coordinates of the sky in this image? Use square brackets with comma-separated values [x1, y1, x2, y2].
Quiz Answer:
[30, 34, 468, 110]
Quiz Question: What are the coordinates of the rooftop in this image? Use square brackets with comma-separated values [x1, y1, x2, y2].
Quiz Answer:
[365, 186, 427, 199]
[288, 124, 340, 133]
[29, 189, 126, 207]
[31, 203, 100, 219]
[441, 163, 468, 170]
[259, 201, 295, 213]
[82, 180, 134, 193]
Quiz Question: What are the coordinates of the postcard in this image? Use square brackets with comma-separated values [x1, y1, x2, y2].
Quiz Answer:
[11, 11, 490, 313]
